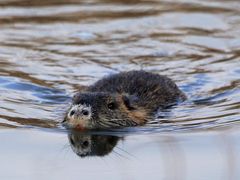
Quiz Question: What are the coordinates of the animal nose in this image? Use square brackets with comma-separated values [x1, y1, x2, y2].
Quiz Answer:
[82, 110, 89, 116]
[69, 110, 75, 116]
[69, 108, 90, 117]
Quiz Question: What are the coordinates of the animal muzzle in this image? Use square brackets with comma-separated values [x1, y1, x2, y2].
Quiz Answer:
[65, 104, 92, 128]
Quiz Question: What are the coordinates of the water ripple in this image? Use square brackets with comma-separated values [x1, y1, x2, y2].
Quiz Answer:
[0, 0, 239, 133]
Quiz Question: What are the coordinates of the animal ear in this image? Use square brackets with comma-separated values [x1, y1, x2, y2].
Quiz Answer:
[72, 93, 80, 102]
[121, 94, 138, 110]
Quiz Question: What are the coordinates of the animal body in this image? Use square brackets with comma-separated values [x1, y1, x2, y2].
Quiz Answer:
[63, 70, 186, 129]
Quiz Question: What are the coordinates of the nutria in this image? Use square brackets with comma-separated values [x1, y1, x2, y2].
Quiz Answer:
[63, 70, 186, 129]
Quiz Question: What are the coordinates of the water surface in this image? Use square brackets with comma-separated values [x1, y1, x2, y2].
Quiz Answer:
[0, 0, 240, 179]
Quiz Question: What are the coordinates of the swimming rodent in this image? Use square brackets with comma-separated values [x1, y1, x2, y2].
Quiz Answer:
[63, 70, 186, 129]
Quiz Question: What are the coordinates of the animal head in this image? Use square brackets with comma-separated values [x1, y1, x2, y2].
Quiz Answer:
[63, 92, 148, 129]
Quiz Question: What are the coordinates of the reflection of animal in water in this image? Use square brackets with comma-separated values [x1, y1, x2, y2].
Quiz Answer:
[63, 70, 186, 129]
[68, 131, 120, 157]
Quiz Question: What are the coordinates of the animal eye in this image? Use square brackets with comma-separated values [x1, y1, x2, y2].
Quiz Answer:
[107, 102, 117, 110]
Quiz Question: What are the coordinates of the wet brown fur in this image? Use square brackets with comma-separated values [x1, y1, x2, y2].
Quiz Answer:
[116, 95, 148, 125]
[64, 70, 186, 129]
